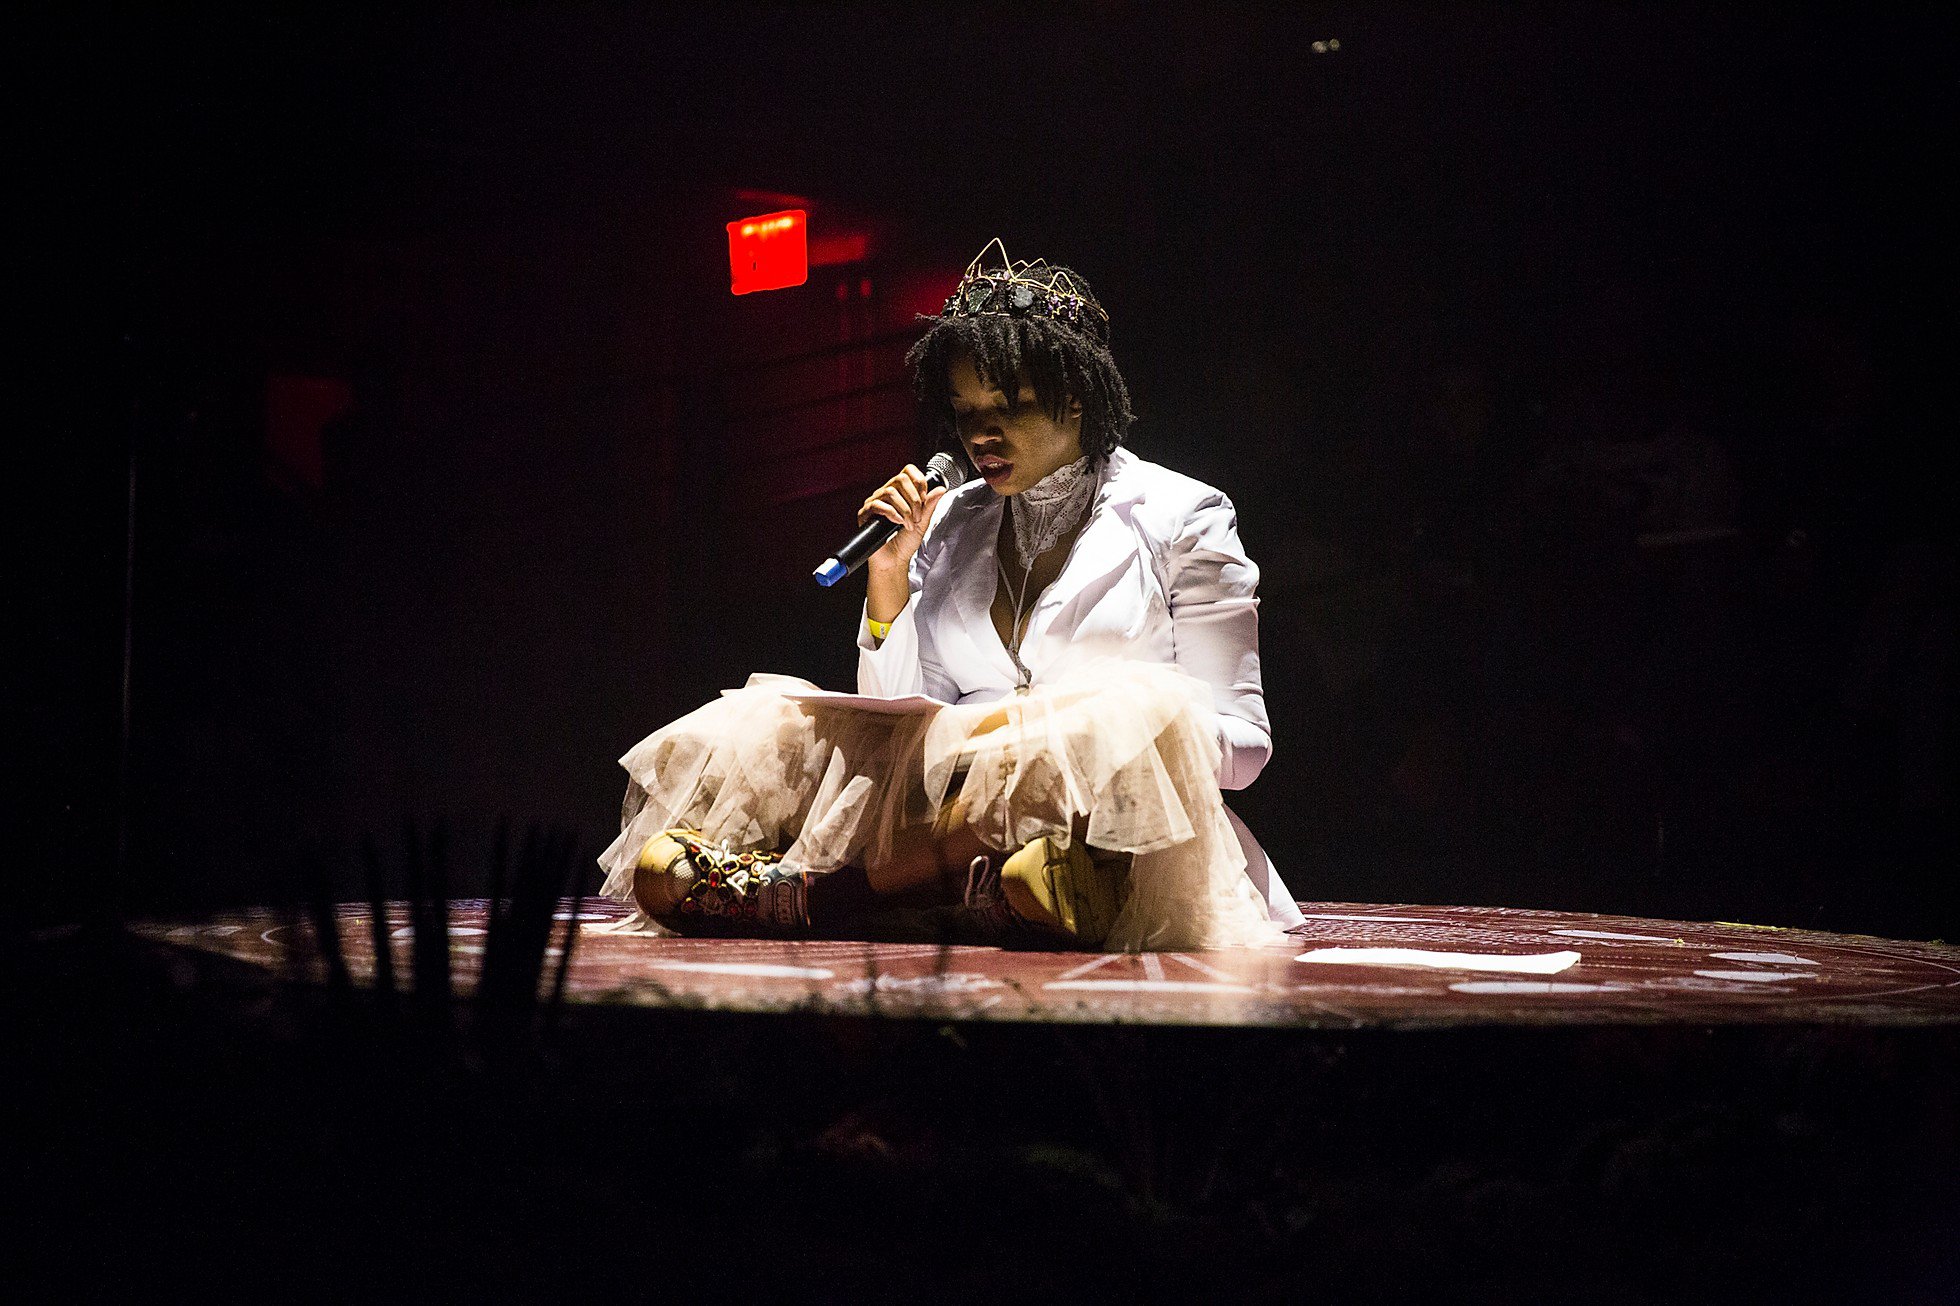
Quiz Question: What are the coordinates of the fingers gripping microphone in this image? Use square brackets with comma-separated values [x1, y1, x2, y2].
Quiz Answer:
[813, 452, 967, 586]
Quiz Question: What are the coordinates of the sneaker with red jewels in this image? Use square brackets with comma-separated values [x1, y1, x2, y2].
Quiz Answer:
[632, 829, 813, 937]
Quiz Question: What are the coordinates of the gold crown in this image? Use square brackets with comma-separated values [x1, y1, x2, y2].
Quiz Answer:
[939, 238, 1110, 344]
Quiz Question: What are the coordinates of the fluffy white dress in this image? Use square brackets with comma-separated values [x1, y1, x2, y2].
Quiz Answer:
[598, 447, 1299, 950]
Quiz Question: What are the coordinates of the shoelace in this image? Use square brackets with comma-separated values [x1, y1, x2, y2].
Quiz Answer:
[962, 854, 999, 908]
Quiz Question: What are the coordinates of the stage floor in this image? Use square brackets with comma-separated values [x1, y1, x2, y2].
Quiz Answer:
[131, 899, 1960, 1030]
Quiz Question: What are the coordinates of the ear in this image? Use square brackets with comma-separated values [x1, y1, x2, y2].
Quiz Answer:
[1065, 394, 1084, 419]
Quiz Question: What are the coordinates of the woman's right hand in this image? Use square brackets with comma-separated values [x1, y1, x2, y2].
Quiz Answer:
[857, 464, 949, 572]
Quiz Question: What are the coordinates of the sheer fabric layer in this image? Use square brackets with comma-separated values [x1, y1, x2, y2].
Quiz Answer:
[597, 661, 1285, 951]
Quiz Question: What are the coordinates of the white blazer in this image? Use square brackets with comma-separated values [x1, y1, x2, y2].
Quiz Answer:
[856, 446, 1303, 927]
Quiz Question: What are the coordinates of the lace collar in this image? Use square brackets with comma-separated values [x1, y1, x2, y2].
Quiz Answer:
[1006, 454, 1099, 560]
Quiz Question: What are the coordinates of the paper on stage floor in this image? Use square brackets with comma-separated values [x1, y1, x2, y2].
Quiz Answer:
[1296, 947, 1582, 974]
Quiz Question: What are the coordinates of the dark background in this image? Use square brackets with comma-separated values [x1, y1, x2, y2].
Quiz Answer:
[28, 3, 1956, 938]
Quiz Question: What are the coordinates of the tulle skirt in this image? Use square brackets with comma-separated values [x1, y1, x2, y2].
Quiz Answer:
[597, 658, 1285, 951]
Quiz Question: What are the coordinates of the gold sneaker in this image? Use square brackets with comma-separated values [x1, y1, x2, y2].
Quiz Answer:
[998, 837, 1129, 948]
[633, 829, 811, 937]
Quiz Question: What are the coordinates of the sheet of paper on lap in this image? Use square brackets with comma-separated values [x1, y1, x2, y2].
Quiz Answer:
[776, 690, 948, 714]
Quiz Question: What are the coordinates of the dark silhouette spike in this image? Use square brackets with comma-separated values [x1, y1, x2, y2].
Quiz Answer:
[299, 845, 352, 998]
[402, 817, 425, 938]
[402, 819, 447, 1019]
[423, 821, 452, 1013]
[360, 831, 394, 998]
[544, 835, 585, 1032]
[476, 817, 515, 1017]
[510, 824, 558, 1007]
[484, 825, 522, 1013]
[517, 824, 543, 901]
[488, 815, 512, 931]
[271, 877, 310, 991]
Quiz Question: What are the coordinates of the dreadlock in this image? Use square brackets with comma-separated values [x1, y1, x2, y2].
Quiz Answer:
[905, 261, 1135, 470]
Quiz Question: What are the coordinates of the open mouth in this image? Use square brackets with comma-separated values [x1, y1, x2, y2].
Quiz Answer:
[975, 457, 1013, 484]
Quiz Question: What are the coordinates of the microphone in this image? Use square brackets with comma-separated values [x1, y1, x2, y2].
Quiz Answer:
[813, 451, 968, 586]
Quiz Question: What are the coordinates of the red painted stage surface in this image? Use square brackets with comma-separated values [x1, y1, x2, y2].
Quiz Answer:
[132, 899, 1960, 1029]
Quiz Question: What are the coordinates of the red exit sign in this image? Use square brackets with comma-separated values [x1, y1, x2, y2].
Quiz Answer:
[726, 209, 808, 295]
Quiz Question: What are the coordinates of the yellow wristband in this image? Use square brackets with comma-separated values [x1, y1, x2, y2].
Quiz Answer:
[866, 616, 893, 641]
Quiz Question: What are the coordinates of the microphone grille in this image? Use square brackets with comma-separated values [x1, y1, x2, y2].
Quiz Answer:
[925, 450, 968, 490]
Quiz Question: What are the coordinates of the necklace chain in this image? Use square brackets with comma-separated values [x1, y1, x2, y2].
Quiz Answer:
[996, 456, 1100, 688]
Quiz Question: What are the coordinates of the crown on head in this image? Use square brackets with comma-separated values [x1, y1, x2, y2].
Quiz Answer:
[939, 238, 1110, 345]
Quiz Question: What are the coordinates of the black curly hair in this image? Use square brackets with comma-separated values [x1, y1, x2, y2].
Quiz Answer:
[904, 261, 1135, 470]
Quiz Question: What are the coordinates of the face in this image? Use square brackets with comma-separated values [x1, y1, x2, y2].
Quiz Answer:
[946, 351, 1085, 496]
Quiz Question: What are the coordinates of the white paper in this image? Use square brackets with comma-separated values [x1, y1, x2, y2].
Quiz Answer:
[777, 689, 948, 715]
[1295, 947, 1582, 975]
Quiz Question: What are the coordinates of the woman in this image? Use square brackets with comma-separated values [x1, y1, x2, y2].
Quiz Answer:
[598, 244, 1300, 950]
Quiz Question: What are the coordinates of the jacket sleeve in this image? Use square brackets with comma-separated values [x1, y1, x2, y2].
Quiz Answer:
[855, 496, 959, 701]
[1165, 491, 1272, 790]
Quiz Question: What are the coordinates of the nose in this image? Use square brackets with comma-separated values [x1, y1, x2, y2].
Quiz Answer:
[958, 410, 1006, 441]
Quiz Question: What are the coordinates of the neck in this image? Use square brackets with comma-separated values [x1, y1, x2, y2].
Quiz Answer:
[1015, 452, 1089, 497]
[1004, 454, 1099, 562]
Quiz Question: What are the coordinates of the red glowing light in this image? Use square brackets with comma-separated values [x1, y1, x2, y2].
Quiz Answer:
[727, 208, 808, 295]
[265, 373, 351, 491]
[809, 231, 871, 267]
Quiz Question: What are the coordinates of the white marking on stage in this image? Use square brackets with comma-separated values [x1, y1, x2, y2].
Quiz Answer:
[649, 961, 836, 980]
[1045, 980, 1257, 994]
[1551, 929, 1681, 942]
[1296, 947, 1582, 974]
[1292, 984, 1441, 996]
[835, 973, 1005, 996]
[1693, 969, 1819, 983]
[1450, 981, 1634, 995]
[1170, 953, 1235, 980]
[1707, 951, 1818, 966]
[1297, 913, 1443, 923]
[1056, 954, 1123, 981]
[1141, 954, 1167, 981]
